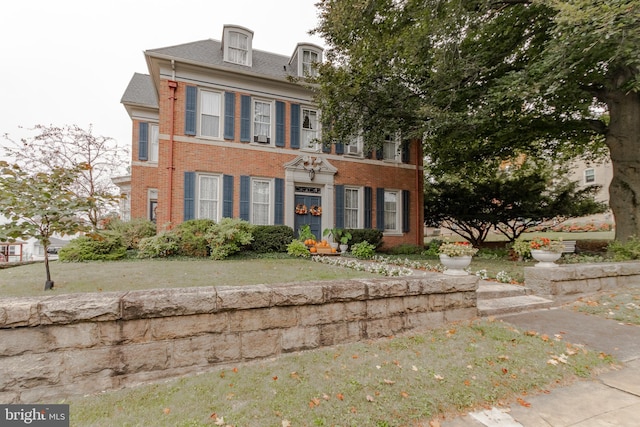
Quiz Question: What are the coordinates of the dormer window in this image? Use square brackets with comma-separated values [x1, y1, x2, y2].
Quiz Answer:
[222, 25, 253, 66]
[302, 50, 319, 77]
[290, 43, 323, 78]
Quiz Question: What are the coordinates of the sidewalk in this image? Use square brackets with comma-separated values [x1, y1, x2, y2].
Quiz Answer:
[441, 307, 640, 427]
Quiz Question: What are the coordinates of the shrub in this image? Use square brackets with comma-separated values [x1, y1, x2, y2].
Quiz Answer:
[350, 240, 376, 259]
[348, 229, 383, 248]
[175, 219, 216, 257]
[287, 239, 311, 258]
[58, 233, 127, 261]
[105, 218, 156, 250]
[137, 231, 180, 258]
[206, 218, 254, 260]
[422, 240, 442, 257]
[608, 237, 640, 261]
[250, 225, 294, 253]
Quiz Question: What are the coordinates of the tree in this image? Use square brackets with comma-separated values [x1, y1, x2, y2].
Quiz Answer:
[424, 159, 606, 245]
[312, 0, 639, 241]
[2, 124, 129, 230]
[0, 162, 92, 290]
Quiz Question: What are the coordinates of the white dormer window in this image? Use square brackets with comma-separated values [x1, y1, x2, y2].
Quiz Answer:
[291, 43, 323, 78]
[302, 50, 319, 77]
[223, 25, 253, 66]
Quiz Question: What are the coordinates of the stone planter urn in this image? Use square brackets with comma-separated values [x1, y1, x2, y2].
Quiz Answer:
[530, 249, 562, 268]
[439, 254, 472, 275]
[339, 244, 348, 254]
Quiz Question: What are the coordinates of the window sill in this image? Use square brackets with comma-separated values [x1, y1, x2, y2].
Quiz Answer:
[383, 231, 403, 237]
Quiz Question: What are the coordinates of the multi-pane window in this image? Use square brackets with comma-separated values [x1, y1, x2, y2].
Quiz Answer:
[302, 50, 319, 77]
[384, 190, 399, 231]
[254, 100, 271, 143]
[149, 124, 159, 162]
[198, 175, 220, 220]
[252, 179, 271, 225]
[228, 31, 249, 65]
[345, 188, 360, 228]
[383, 134, 399, 161]
[584, 168, 595, 184]
[302, 109, 318, 149]
[200, 91, 221, 138]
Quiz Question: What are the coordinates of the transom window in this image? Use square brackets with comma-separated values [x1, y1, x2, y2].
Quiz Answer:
[252, 179, 271, 225]
[198, 175, 221, 220]
[302, 109, 319, 150]
[200, 90, 222, 138]
[254, 100, 272, 143]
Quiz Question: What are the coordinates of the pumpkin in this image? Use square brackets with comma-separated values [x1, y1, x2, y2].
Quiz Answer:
[309, 247, 317, 253]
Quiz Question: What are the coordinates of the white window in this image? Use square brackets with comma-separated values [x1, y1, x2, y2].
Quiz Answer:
[383, 134, 400, 161]
[302, 49, 319, 77]
[254, 100, 272, 143]
[198, 175, 221, 220]
[200, 90, 222, 138]
[345, 187, 361, 228]
[149, 124, 159, 162]
[302, 108, 319, 150]
[252, 179, 271, 225]
[384, 190, 399, 232]
[120, 192, 131, 221]
[346, 135, 363, 156]
[584, 168, 595, 184]
[148, 188, 158, 223]
[228, 31, 249, 65]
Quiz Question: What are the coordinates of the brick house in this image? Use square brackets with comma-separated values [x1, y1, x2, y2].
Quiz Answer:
[117, 25, 424, 248]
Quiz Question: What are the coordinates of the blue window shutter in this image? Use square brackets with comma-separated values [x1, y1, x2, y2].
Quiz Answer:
[322, 141, 331, 153]
[402, 140, 410, 163]
[224, 92, 235, 140]
[240, 175, 250, 221]
[138, 122, 149, 161]
[184, 172, 196, 221]
[335, 142, 344, 155]
[290, 104, 300, 149]
[274, 178, 284, 224]
[376, 188, 385, 230]
[364, 187, 372, 229]
[275, 101, 285, 147]
[185, 86, 197, 136]
[223, 174, 234, 218]
[335, 185, 344, 229]
[402, 190, 410, 232]
[240, 95, 251, 142]
[376, 147, 384, 160]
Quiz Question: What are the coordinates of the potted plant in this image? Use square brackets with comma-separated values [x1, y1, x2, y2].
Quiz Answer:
[438, 241, 478, 275]
[324, 227, 352, 252]
[517, 236, 564, 267]
[298, 225, 316, 245]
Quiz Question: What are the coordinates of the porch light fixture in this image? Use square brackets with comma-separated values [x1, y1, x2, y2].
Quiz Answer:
[302, 156, 323, 180]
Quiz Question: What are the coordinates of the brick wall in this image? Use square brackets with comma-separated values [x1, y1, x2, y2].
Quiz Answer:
[0, 274, 477, 403]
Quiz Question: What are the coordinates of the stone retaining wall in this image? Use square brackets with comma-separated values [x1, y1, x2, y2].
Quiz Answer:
[0, 274, 478, 403]
[524, 261, 640, 298]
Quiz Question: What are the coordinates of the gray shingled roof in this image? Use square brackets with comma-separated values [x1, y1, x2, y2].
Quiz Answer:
[146, 39, 296, 80]
[121, 72, 158, 108]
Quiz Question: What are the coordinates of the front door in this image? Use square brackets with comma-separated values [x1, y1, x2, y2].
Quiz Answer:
[294, 194, 321, 239]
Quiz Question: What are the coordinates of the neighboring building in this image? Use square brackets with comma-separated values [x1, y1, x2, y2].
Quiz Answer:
[568, 158, 613, 205]
[117, 25, 424, 248]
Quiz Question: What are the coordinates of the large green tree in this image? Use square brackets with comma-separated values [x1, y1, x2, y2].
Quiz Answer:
[313, 0, 639, 241]
[0, 162, 92, 290]
[424, 159, 607, 245]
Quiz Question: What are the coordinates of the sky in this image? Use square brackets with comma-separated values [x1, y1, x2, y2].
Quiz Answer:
[0, 0, 325, 157]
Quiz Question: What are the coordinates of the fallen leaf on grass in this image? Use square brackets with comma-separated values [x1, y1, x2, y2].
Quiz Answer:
[366, 394, 375, 402]
[516, 398, 531, 408]
[163, 408, 170, 415]
[383, 378, 396, 384]
[282, 420, 291, 427]
[434, 374, 444, 380]
[400, 391, 409, 398]
[429, 420, 441, 427]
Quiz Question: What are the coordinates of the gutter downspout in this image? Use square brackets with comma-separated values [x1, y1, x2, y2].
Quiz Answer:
[167, 61, 178, 226]
[415, 139, 422, 246]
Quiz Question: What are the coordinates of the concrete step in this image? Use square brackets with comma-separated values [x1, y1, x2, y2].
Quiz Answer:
[478, 295, 554, 317]
[476, 282, 531, 300]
